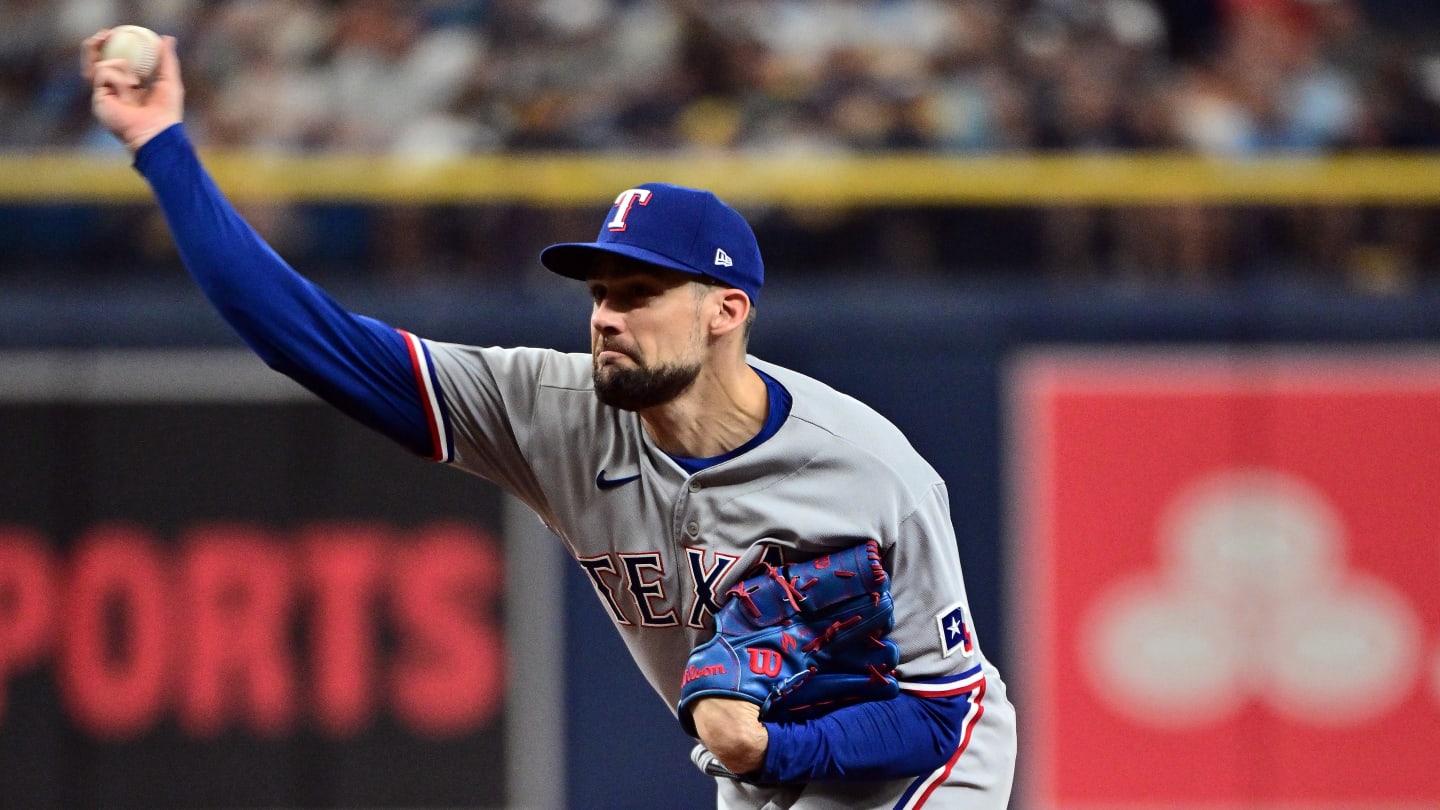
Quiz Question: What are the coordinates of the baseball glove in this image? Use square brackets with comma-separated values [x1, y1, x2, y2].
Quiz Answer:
[677, 539, 899, 736]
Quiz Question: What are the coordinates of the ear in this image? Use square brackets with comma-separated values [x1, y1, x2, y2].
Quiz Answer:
[708, 288, 752, 339]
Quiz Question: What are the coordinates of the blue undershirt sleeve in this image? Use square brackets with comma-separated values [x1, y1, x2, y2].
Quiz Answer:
[132, 123, 436, 457]
[760, 690, 971, 782]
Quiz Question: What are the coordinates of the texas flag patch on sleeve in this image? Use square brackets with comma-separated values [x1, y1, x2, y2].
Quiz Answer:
[936, 601, 976, 659]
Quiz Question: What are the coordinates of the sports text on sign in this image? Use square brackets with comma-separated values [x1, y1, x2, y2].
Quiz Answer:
[0, 521, 505, 739]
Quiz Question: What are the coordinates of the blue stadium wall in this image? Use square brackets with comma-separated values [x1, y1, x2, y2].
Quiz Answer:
[4, 276, 1439, 809]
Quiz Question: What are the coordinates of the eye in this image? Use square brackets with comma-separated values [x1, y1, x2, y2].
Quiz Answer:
[588, 284, 607, 303]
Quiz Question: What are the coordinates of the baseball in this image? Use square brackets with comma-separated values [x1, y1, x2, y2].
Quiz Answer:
[100, 25, 161, 81]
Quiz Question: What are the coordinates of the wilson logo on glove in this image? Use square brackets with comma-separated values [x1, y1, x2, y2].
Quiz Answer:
[748, 648, 783, 677]
[683, 663, 727, 686]
[677, 539, 899, 737]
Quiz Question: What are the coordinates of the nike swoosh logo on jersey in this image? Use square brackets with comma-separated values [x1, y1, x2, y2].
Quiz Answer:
[595, 470, 641, 490]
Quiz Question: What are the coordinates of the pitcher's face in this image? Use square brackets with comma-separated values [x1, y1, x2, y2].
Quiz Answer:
[587, 258, 711, 411]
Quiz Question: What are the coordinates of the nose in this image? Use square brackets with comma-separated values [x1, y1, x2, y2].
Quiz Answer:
[591, 299, 623, 336]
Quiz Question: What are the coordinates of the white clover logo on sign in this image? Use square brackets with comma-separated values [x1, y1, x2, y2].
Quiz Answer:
[1082, 469, 1423, 729]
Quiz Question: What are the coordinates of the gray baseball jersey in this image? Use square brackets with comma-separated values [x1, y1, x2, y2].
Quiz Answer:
[418, 341, 1017, 810]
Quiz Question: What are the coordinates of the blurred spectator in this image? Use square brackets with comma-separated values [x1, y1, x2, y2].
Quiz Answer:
[4, 0, 1440, 288]
[4, 0, 1428, 156]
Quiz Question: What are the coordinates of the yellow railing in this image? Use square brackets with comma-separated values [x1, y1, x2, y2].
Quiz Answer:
[5, 151, 1440, 205]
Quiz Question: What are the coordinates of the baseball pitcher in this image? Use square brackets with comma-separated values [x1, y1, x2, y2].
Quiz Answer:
[85, 30, 1017, 809]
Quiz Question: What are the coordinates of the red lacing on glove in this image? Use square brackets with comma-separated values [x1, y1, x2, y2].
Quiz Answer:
[801, 614, 863, 652]
[765, 563, 807, 610]
[727, 582, 762, 619]
[865, 541, 888, 584]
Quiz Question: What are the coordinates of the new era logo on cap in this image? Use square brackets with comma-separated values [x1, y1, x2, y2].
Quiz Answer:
[538, 183, 764, 303]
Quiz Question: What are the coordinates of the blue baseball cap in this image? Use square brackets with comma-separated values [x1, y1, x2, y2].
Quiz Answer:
[540, 182, 764, 303]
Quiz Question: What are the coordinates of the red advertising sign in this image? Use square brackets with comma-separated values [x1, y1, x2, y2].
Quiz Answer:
[0, 521, 505, 740]
[0, 366, 524, 810]
[1009, 350, 1440, 808]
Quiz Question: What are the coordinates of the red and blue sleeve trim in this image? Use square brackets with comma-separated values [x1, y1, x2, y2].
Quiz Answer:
[892, 665, 987, 809]
[897, 663, 986, 698]
[398, 330, 453, 463]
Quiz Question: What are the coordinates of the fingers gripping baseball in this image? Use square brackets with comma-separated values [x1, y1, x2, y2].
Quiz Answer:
[678, 540, 900, 739]
[83, 29, 184, 153]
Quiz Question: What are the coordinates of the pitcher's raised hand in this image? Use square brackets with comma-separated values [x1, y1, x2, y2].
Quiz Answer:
[83, 29, 184, 152]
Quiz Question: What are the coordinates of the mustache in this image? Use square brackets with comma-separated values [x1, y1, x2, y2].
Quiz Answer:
[594, 337, 639, 361]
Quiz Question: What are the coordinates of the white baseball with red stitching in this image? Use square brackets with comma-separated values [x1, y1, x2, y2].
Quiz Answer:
[101, 25, 161, 81]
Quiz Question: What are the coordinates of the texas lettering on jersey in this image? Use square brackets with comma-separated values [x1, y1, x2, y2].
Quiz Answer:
[576, 546, 778, 628]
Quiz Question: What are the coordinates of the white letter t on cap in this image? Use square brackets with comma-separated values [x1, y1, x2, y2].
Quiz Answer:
[607, 188, 653, 231]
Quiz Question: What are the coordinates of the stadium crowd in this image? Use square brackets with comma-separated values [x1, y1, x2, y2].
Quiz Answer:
[4, 0, 1440, 288]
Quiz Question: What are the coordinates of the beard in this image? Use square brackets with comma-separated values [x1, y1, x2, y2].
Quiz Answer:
[593, 353, 701, 411]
